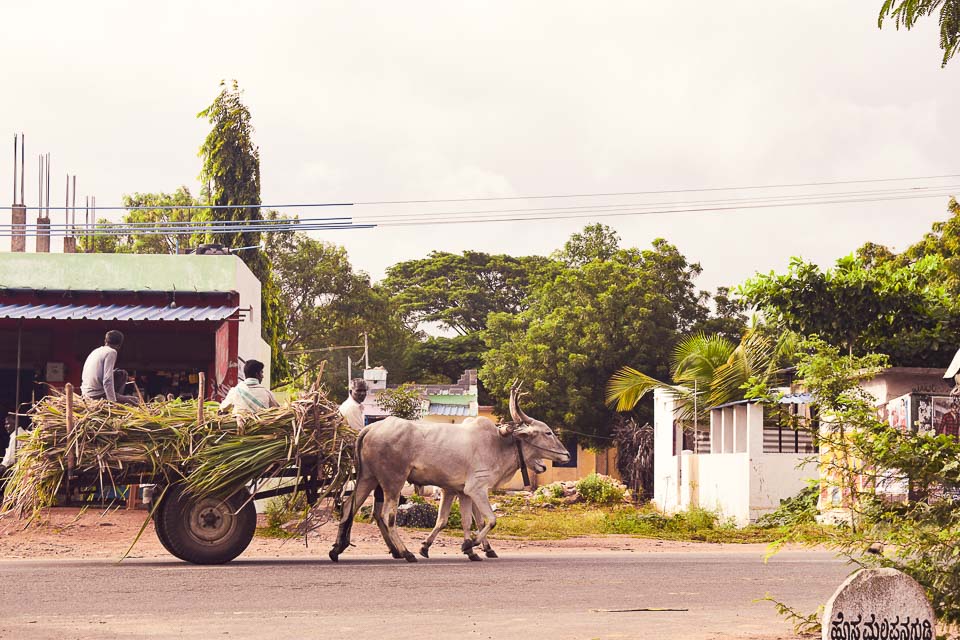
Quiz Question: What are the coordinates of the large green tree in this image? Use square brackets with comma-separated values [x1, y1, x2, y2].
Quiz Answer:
[879, 0, 960, 66]
[383, 250, 549, 336]
[481, 234, 710, 446]
[198, 81, 288, 382]
[268, 231, 418, 391]
[740, 253, 958, 365]
[118, 187, 205, 254]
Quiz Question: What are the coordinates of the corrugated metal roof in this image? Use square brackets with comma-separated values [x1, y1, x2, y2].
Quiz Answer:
[428, 403, 473, 417]
[709, 393, 813, 410]
[0, 302, 239, 322]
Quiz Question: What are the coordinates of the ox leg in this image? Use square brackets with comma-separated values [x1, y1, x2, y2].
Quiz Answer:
[420, 489, 454, 558]
[372, 485, 402, 559]
[458, 495, 483, 561]
[473, 501, 498, 558]
[379, 484, 417, 562]
[330, 474, 379, 562]
[463, 486, 497, 557]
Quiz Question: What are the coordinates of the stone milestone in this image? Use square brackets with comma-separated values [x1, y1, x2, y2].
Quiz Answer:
[822, 568, 935, 640]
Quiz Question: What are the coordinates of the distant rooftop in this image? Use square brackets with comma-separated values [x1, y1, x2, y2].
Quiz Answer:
[0, 253, 255, 292]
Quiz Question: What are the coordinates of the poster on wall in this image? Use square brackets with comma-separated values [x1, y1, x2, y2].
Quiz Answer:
[887, 395, 910, 432]
[932, 396, 960, 438]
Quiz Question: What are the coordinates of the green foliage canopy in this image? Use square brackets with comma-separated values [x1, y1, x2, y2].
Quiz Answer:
[878, 0, 960, 66]
[740, 253, 958, 366]
[383, 250, 549, 336]
[482, 235, 709, 446]
[198, 81, 289, 383]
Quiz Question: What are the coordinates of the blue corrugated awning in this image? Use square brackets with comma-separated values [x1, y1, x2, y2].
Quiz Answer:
[428, 403, 473, 417]
[0, 302, 239, 322]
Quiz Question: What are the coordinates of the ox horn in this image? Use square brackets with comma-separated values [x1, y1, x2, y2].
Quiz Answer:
[509, 380, 533, 425]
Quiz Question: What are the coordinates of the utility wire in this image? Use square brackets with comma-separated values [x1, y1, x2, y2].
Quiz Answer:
[352, 173, 960, 205]
[8, 173, 960, 211]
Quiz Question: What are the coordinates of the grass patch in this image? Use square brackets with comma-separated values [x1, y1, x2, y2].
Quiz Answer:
[490, 503, 830, 544]
[255, 526, 297, 539]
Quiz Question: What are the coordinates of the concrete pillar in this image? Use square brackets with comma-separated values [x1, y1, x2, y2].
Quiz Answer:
[746, 402, 765, 455]
[36, 217, 50, 252]
[63, 236, 76, 253]
[11, 204, 26, 252]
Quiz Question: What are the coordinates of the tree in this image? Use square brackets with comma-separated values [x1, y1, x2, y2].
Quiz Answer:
[740, 253, 959, 365]
[198, 81, 288, 383]
[879, 0, 960, 67]
[555, 223, 621, 266]
[692, 286, 748, 343]
[383, 250, 549, 336]
[119, 187, 205, 254]
[376, 383, 424, 420]
[606, 326, 786, 422]
[268, 231, 418, 391]
[79, 219, 123, 254]
[763, 337, 960, 629]
[481, 236, 710, 446]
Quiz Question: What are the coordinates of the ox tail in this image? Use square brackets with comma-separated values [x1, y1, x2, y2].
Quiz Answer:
[348, 425, 372, 514]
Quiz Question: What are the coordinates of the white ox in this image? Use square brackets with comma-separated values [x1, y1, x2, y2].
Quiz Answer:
[329, 384, 570, 562]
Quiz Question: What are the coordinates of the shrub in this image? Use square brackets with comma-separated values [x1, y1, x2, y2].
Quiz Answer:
[756, 484, 819, 528]
[576, 473, 626, 505]
[447, 499, 462, 529]
[264, 491, 307, 530]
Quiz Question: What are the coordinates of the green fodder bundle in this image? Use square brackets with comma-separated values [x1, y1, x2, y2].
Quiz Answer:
[0, 386, 355, 524]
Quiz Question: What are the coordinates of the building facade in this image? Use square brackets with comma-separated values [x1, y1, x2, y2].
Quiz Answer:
[0, 253, 269, 419]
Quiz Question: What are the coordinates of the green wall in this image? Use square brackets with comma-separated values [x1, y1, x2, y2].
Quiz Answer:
[0, 253, 242, 291]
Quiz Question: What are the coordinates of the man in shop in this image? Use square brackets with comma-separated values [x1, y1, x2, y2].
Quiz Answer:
[219, 359, 279, 415]
[81, 330, 138, 404]
[0, 414, 24, 501]
[338, 378, 368, 431]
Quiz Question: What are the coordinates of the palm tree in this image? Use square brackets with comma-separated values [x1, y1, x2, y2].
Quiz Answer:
[606, 327, 787, 421]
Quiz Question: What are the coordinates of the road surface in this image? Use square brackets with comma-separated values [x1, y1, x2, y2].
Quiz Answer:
[0, 549, 851, 639]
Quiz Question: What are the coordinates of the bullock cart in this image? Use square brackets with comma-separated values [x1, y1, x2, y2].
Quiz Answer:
[0, 377, 355, 565]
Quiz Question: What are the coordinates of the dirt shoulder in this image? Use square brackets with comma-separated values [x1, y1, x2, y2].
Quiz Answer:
[0, 507, 795, 561]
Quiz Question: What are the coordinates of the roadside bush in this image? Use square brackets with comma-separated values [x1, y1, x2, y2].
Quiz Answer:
[396, 501, 439, 528]
[756, 484, 819, 528]
[447, 499, 462, 529]
[264, 492, 307, 531]
[576, 474, 626, 505]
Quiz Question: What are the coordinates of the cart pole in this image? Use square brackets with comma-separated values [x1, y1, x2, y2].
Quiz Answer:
[65, 383, 75, 506]
[197, 372, 205, 424]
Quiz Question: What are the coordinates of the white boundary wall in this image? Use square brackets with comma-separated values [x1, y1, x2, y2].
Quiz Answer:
[653, 389, 817, 526]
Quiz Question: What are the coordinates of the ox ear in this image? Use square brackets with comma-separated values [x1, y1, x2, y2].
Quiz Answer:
[498, 421, 518, 438]
[511, 423, 536, 439]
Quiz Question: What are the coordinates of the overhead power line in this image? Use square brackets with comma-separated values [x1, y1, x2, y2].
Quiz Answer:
[6, 173, 959, 211]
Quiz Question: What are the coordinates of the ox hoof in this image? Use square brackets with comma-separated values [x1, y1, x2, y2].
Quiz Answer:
[460, 540, 476, 553]
[403, 552, 418, 563]
[419, 544, 430, 559]
[390, 549, 403, 559]
[467, 553, 483, 562]
[328, 548, 340, 563]
[485, 549, 498, 559]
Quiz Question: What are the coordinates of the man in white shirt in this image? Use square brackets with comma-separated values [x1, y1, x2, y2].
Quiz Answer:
[338, 379, 367, 431]
[219, 360, 279, 415]
[0, 415, 25, 501]
[81, 330, 137, 404]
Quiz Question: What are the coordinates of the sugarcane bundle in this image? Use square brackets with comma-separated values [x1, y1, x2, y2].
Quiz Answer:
[0, 384, 355, 525]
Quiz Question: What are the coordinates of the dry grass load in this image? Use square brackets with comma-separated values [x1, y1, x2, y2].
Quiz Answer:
[0, 383, 355, 526]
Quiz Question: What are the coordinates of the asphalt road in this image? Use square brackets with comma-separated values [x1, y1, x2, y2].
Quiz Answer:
[0, 549, 851, 640]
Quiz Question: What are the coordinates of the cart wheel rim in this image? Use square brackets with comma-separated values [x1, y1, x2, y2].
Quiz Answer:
[186, 497, 238, 544]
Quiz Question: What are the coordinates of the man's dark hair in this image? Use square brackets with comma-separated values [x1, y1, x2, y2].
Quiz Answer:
[349, 378, 368, 391]
[244, 359, 265, 379]
[105, 330, 124, 347]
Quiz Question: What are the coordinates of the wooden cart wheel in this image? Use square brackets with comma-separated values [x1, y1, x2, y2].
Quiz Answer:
[156, 485, 256, 565]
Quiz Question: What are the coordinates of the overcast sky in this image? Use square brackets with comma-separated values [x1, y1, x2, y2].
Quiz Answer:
[2, 1, 958, 296]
